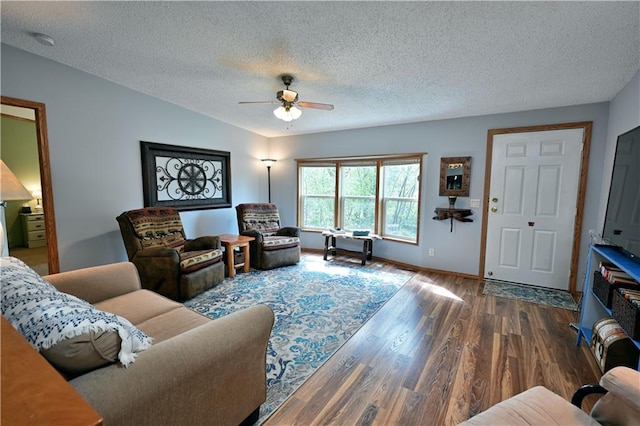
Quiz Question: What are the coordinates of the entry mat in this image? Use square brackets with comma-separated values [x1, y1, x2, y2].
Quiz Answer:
[483, 279, 579, 311]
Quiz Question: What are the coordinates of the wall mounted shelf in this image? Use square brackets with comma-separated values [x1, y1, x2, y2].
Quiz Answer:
[433, 208, 473, 232]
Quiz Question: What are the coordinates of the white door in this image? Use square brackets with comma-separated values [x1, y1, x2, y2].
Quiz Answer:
[485, 128, 584, 290]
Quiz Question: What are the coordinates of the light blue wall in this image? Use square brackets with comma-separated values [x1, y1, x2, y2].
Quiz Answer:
[270, 103, 611, 281]
[1, 44, 270, 271]
[3, 43, 636, 287]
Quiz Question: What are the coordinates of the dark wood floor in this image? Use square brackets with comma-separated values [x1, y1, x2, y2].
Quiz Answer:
[264, 252, 601, 425]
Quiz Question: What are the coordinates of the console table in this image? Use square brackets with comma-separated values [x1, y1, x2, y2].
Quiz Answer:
[322, 230, 382, 266]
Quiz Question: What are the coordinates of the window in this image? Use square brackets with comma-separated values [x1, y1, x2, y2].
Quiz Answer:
[299, 163, 336, 229]
[381, 159, 420, 240]
[297, 155, 422, 243]
[341, 162, 376, 231]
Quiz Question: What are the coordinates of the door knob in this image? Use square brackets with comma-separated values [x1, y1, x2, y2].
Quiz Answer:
[491, 207, 498, 212]
[491, 197, 498, 203]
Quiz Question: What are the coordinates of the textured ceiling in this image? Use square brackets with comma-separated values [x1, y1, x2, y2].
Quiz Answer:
[2, 1, 639, 138]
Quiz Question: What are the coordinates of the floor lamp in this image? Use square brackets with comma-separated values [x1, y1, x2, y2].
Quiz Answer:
[1, 160, 34, 256]
[261, 159, 277, 203]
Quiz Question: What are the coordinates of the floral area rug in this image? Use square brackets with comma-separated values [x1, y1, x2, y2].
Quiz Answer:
[184, 256, 411, 423]
[483, 279, 578, 311]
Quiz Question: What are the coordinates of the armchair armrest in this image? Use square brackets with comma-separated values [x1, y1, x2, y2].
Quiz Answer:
[599, 366, 640, 411]
[277, 227, 301, 237]
[240, 229, 264, 243]
[70, 305, 275, 426]
[130, 248, 181, 299]
[184, 236, 221, 251]
[132, 247, 180, 260]
[45, 262, 142, 304]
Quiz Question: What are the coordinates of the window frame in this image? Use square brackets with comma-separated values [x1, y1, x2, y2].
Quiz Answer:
[297, 153, 424, 244]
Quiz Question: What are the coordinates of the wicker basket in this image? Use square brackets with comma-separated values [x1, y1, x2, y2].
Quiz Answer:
[612, 290, 640, 340]
[593, 271, 638, 308]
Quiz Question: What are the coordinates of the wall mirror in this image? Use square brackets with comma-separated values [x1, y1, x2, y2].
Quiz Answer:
[1, 96, 59, 274]
[439, 156, 471, 197]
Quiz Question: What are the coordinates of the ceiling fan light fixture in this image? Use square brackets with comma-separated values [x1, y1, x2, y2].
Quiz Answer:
[273, 105, 302, 122]
[290, 106, 302, 120]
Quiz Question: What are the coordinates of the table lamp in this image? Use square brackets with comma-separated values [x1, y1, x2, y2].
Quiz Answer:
[1, 160, 34, 256]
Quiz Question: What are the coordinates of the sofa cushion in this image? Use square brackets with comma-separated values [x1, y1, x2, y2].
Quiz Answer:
[95, 289, 183, 325]
[136, 307, 211, 343]
[1, 257, 152, 373]
[179, 248, 223, 273]
[262, 236, 300, 251]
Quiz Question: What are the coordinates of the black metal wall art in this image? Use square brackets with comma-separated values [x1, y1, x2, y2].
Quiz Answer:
[140, 141, 231, 210]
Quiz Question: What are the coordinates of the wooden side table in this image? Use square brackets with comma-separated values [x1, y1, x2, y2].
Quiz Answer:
[219, 234, 255, 278]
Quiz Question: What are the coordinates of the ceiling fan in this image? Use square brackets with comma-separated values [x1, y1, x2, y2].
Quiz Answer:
[239, 75, 334, 122]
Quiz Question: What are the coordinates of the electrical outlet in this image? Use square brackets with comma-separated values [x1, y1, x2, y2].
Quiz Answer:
[470, 199, 480, 208]
[428, 248, 435, 256]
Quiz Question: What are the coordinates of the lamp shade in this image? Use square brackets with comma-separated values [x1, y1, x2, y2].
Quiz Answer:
[261, 159, 277, 168]
[0, 160, 33, 201]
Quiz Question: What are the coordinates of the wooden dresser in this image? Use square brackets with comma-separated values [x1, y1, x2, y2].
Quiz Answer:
[1, 317, 103, 426]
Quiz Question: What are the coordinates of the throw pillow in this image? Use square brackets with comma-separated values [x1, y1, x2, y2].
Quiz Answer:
[1, 257, 152, 374]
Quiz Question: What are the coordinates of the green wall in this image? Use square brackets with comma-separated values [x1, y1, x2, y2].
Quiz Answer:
[1, 115, 40, 247]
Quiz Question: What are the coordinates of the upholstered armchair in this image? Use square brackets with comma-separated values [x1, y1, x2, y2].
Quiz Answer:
[116, 207, 225, 301]
[235, 203, 301, 270]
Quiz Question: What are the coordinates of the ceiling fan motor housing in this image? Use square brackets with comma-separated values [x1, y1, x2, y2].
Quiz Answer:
[277, 89, 298, 103]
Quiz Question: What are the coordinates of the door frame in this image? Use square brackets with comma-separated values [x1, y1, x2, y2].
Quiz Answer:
[479, 122, 592, 295]
[1, 96, 59, 274]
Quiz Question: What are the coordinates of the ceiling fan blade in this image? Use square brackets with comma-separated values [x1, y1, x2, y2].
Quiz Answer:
[238, 101, 279, 105]
[297, 101, 334, 111]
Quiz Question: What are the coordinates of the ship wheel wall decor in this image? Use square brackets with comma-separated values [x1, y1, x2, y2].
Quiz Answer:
[140, 141, 232, 210]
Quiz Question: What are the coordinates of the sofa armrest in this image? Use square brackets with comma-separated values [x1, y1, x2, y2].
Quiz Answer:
[277, 227, 301, 237]
[70, 304, 275, 426]
[184, 236, 221, 251]
[45, 262, 142, 304]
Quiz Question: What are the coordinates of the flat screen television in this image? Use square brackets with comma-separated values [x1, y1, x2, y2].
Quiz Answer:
[601, 125, 640, 259]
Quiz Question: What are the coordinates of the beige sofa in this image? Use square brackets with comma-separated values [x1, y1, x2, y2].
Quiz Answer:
[21, 261, 273, 426]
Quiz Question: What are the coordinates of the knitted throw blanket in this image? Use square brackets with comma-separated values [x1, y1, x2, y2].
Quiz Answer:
[1, 257, 151, 367]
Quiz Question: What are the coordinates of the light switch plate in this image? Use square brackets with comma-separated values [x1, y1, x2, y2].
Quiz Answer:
[470, 199, 481, 208]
